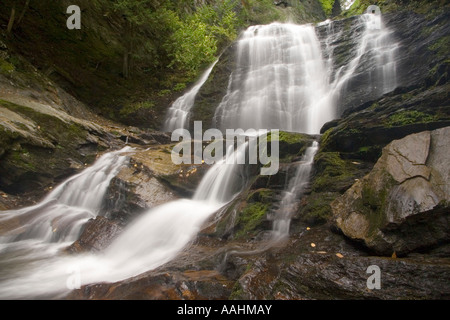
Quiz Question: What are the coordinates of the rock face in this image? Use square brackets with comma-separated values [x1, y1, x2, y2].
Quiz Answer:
[332, 127, 450, 255]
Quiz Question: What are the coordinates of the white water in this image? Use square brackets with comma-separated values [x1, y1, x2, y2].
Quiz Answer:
[0, 13, 400, 299]
[162, 60, 218, 132]
[214, 23, 335, 135]
[271, 141, 319, 241]
[214, 14, 398, 135]
[330, 12, 399, 99]
[0, 147, 132, 246]
[0, 142, 248, 299]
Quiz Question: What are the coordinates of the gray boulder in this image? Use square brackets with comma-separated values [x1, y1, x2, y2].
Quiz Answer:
[332, 126, 450, 255]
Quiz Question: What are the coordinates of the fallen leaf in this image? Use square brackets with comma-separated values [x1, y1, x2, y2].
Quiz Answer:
[306, 227, 310, 231]
[336, 253, 344, 258]
[392, 251, 397, 259]
[310, 243, 316, 248]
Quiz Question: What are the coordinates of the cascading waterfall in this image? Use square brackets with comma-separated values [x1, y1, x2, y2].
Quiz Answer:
[0, 147, 132, 298]
[0, 11, 400, 299]
[162, 60, 218, 132]
[271, 141, 319, 241]
[328, 11, 399, 102]
[0, 141, 249, 299]
[214, 23, 335, 135]
[0, 147, 132, 246]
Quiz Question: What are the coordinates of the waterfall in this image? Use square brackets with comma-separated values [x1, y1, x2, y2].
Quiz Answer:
[162, 60, 218, 132]
[165, 15, 399, 135]
[271, 141, 319, 241]
[0, 11, 401, 299]
[0, 147, 132, 246]
[214, 23, 335, 135]
[0, 141, 248, 299]
[193, 142, 249, 204]
[329, 12, 399, 106]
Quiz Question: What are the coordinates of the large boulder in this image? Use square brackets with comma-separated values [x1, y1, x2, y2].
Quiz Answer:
[331, 127, 450, 255]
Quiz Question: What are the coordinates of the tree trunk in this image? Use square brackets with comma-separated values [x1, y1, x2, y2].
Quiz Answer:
[7, 3, 16, 34]
[16, 0, 30, 27]
[123, 51, 129, 79]
[122, 21, 134, 79]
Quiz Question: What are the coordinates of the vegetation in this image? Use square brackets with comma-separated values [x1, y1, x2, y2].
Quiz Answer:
[0, 0, 333, 128]
[341, 0, 448, 17]
[385, 110, 437, 127]
[318, 0, 337, 16]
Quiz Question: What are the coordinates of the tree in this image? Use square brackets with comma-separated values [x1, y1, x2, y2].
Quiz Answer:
[6, 0, 30, 35]
[111, 0, 160, 78]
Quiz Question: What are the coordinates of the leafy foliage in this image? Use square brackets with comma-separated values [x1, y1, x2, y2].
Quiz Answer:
[318, 0, 336, 16]
[108, 0, 241, 78]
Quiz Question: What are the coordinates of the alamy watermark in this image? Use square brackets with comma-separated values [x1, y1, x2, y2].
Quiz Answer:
[170, 121, 279, 176]
[66, 5, 81, 30]
[366, 265, 381, 290]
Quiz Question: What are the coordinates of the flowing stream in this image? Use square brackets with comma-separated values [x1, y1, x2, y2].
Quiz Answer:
[162, 60, 218, 132]
[271, 141, 319, 241]
[0, 143, 248, 298]
[0, 12, 399, 299]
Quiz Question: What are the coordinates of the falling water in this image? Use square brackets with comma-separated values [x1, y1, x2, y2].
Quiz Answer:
[271, 141, 319, 241]
[162, 60, 218, 132]
[0, 141, 249, 299]
[0, 11, 400, 299]
[0, 147, 132, 246]
[330, 11, 399, 101]
[214, 23, 335, 135]
[0, 147, 132, 298]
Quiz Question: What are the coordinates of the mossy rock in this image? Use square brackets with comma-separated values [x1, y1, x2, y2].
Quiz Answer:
[0, 100, 105, 194]
[312, 151, 360, 193]
[234, 201, 270, 239]
[297, 191, 339, 226]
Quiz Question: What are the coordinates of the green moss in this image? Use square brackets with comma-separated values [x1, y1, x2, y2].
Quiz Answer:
[0, 100, 88, 146]
[312, 151, 354, 193]
[0, 99, 99, 193]
[235, 202, 269, 238]
[277, 131, 307, 144]
[229, 281, 245, 300]
[241, 0, 285, 24]
[8, 147, 37, 171]
[0, 57, 15, 75]
[319, 127, 334, 151]
[385, 110, 437, 127]
[318, 0, 336, 16]
[300, 192, 338, 225]
[428, 35, 450, 58]
[246, 188, 274, 203]
[356, 145, 382, 160]
[266, 131, 312, 162]
[119, 101, 155, 118]
[360, 172, 396, 235]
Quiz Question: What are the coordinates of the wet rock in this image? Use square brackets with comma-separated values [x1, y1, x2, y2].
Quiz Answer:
[331, 127, 450, 255]
[67, 216, 122, 253]
[224, 223, 450, 300]
[101, 161, 177, 224]
[320, 83, 450, 163]
[68, 269, 233, 300]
